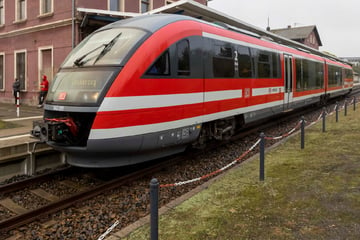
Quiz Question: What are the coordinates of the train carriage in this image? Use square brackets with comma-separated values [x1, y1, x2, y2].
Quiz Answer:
[33, 14, 353, 167]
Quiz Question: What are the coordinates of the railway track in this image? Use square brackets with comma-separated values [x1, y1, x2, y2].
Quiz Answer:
[1, 94, 358, 238]
[0, 157, 183, 234]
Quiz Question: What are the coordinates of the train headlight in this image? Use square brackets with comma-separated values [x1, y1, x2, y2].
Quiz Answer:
[76, 91, 100, 103]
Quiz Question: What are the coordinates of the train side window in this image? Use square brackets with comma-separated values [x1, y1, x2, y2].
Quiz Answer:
[328, 65, 342, 87]
[177, 39, 190, 76]
[345, 69, 353, 79]
[306, 60, 324, 90]
[272, 52, 281, 78]
[256, 50, 271, 78]
[146, 50, 170, 76]
[238, 46, 252, 78]
[213, 44, 234, 78]
[295, 58, 304, 91]
[295, 58, 324, 91]
[315, 62, 324, 88]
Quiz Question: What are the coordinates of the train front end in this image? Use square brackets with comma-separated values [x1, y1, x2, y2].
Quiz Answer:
[32, 23, 150, 167]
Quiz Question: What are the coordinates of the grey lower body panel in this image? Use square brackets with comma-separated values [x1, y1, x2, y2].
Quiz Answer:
[48, 124, 200, 168]
[64, 145, 187, 168]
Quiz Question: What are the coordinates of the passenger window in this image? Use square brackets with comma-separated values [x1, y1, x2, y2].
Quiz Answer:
[213, 44, 234, 78]
[253, 50, 280, 79]
[146, 50, 170, 76]
[177, 39, 190, 76]
[328, 65, 342, 87]
[272, 52, 281, 78]
[238, 46, 252, 78]
[257, 51, 271, 78]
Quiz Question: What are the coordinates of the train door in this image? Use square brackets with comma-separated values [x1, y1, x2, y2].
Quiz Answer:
[284, 54, 293, 110]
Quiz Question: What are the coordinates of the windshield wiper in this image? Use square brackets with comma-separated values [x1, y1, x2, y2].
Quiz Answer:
[93, 32, 122, 64]
[73, 32, 122, 67]
[73, 44, 106, 67]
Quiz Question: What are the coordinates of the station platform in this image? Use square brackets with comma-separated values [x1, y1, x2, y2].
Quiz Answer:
[0, 102, 44, 147]
[0, 103, 65, 180]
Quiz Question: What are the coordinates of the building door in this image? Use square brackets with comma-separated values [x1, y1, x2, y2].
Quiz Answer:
[284, 54, 293, 110]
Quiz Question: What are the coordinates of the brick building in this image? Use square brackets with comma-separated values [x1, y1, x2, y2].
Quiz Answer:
[0, 0, 208, 105]
[270, 25, 322, 50]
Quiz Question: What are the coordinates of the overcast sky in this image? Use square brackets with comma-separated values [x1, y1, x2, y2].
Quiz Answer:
[208, 0, 360, 57]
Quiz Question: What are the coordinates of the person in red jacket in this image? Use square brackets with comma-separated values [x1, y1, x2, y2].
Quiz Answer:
[38, 75, 49, 107]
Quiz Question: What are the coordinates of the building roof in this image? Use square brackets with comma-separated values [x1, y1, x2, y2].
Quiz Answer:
[341, 57, 360, 62]
[270, 25, 322, 46]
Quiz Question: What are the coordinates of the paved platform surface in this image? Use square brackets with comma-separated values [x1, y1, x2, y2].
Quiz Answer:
[0, 103, 44, 147]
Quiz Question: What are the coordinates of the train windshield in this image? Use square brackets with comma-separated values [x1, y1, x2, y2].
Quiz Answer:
[62, 28, 146, 67]
[46, 70, 117, 105]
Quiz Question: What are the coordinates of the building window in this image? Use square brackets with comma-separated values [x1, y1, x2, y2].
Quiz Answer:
[40, 0, 53, 15]
[16, 0, 26, 21]
[0, 54, 4, 90]
[109, 0, 124, 11]
[0, 0, 4, 25]
[15, 51, 26, 91]
[141, 0, 150, 13]
[39, 47, 53, 82]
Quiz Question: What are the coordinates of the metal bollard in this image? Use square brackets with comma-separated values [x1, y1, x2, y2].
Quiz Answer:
[150, 178, 159, 240]
[335, 102, 339, 123]
[16, 91, 20, 117]
[354, 96, 356, 111]
[345, 101, 348, 116]
[259, 132, 265, 181]
[301, 116, 305, 149]
[322, 107, 326, 132]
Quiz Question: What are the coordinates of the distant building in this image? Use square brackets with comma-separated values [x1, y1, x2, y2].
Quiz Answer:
[269, 25, 322, 50]
[0, 0, 208, 105]
[340, 57, 360, 67]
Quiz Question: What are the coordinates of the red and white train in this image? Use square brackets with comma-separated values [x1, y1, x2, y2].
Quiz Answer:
[33, 14, 353, 167]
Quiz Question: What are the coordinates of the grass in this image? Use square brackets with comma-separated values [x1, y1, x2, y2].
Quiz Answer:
[124, 108, 360, 240]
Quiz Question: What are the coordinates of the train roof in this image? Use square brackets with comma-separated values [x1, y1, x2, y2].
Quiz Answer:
[87, 0, 350, 66]
[100, 14, 194, 33]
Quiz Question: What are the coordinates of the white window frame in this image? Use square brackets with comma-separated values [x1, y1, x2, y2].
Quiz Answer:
[0, 0, 5, 26]
[108, 0, 125, 11]
[14, 49, 27, 91]
[140, 0, 152, 13]
[0, 52, 4, 91]
[39, 0, 53, 16]
[38, 46, 54, 85]
[15, 0, 27, 22]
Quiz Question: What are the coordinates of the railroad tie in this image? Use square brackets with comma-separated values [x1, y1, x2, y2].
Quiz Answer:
[30, 188, 59, 202]
[0, 198, 28, 214]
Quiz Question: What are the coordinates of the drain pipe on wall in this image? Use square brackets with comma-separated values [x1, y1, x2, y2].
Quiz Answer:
[72, 0, 75, 49]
